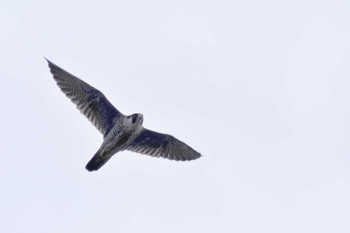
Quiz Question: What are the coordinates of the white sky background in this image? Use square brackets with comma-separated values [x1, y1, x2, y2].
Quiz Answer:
[1, 0, 350, 232]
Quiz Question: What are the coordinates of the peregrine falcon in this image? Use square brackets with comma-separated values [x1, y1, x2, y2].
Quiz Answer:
[46, 59, 202, 172]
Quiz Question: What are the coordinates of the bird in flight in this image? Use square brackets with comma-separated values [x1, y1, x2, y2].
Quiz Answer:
[46, 59, 201, 172]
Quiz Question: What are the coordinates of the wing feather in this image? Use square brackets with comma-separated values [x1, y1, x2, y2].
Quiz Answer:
[46, 59, 123, 137]
[127, 128, 201, 161]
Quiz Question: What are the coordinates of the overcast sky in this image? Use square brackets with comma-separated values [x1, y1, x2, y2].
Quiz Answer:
[1, 0, 350, 232]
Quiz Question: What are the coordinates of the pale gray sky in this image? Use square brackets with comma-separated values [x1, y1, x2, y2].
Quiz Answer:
[1, 0, 350, 232]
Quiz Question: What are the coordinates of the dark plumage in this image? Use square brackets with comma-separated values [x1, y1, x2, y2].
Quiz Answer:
[46, 59, 201, 172]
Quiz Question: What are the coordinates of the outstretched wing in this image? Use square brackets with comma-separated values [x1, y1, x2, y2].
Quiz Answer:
[46, 59, 123, 137]
[127, 128, 201, 161]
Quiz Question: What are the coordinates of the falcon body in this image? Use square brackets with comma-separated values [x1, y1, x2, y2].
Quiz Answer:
[46, 59, 201, 171]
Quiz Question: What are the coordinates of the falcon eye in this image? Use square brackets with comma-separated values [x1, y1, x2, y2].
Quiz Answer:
[132, 115, 137, 124]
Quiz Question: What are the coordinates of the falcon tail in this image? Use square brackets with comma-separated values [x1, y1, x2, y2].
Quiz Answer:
[85, 148, 112, 172]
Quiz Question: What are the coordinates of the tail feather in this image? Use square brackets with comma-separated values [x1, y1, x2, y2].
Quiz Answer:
[85, 149, 112, 172]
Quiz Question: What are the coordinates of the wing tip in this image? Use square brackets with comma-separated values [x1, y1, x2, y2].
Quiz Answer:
[44, 57, 53, 65]
[182, 151, 202, 161]
[44, 57, 58, 73]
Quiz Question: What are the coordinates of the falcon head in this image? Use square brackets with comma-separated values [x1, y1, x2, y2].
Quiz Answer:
[128, 113, 144, 125]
